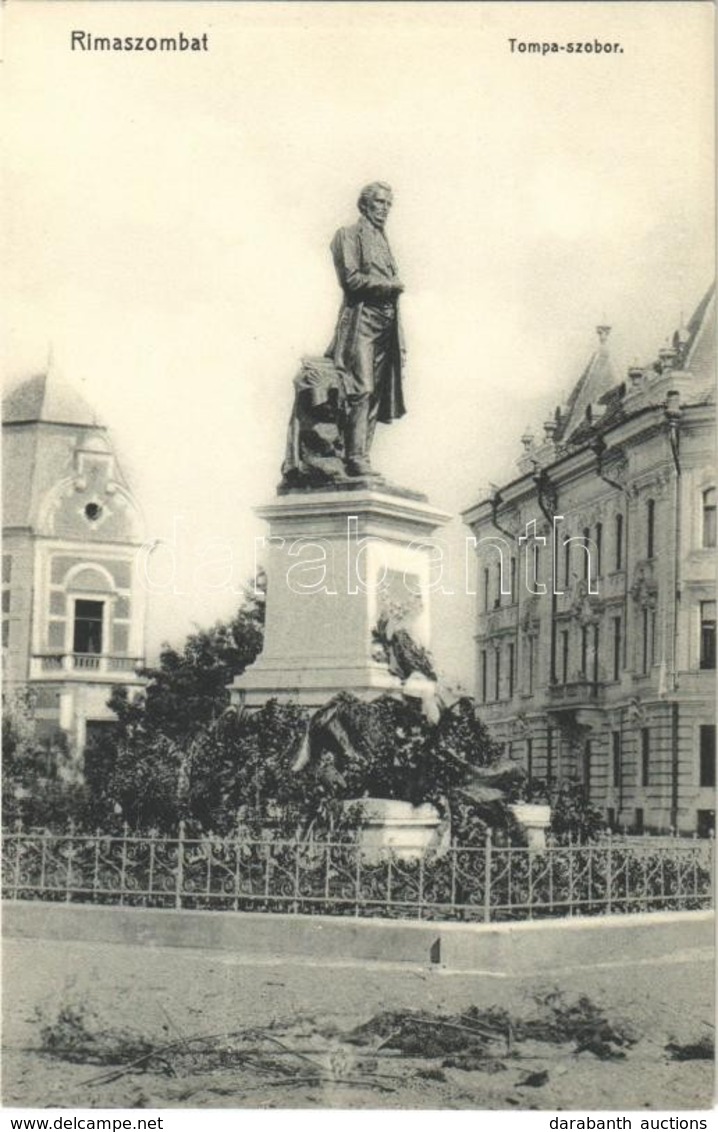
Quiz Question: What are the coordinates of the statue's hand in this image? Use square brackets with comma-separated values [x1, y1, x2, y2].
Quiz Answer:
[377, 281, 403, 299]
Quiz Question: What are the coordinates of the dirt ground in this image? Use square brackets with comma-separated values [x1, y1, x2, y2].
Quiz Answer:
[3, 935, 715, 1111]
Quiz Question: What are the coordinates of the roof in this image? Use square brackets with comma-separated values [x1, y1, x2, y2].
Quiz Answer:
[2, 373, 102, 428]
[555, 326, 618, 444]
[2, 371, 136, 536]
[556, 282, 715, 451]
[683, 281, 715, 379]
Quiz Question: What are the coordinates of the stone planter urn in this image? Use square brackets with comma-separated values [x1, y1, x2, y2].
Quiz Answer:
[346, 798, 443, 863]
[509, 803, 552, 849]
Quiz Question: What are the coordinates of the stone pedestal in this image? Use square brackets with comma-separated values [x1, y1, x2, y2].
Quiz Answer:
[510, 803, 552, 849]
[229, 485, 452, 708]
[347, 799, 444, 863]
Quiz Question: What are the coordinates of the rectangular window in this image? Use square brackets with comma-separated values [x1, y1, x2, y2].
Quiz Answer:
[647, 499, 655, 559]
[641, 728, 650, 787]
[642, 608, 650, 674]
[509, 556, 517, 604]
[634, 807, 644, 834]
[703, 489, 716, 549]
[533, 543, 541, 590]
[526, 737, 533, 785]
[508, 642, 515, 699]
[546, 727, 553, 784]
[583, 527, 591, 581]
[480, 649, 487, 703]
[612, 731, 621, 788]
[595, 522, 603, 577]
[615, 513, 623, 571]
[700, 602, 716, 670]
[612, 616, 622, 681]
[494, 562, 502, 609]
[607, 806, 616, 830]
[564, 535, 571, 588]
[700, 725, 716, 788]
[593, 625, 600, 684]
[482, 568, 490, 613]
[495, 649, 501, 701]
[651, 609, 657, 665]
[1, 590, 10, 614]
[73, 600, 103, 654]
[527, 635, 535, 695]
[561, 629, 569, 684]
[697, 810, 715, 838]
[2, 555, 11, 585]
[1, 620, 9, 648]
[581, 625, 588, 675]
[583, 740, 592, 796]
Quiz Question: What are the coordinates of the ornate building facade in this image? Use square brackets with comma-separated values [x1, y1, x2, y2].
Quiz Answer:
[2, 372, 147, 751]
[463, 285, 715, 835]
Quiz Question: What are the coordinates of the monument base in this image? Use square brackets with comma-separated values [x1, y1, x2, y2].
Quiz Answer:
[347, 799, 444, 863]
[230, 485, 451, 709]
[510, 803, 552, 849]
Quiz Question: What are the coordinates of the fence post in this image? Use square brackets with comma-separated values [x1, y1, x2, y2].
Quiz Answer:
[175, 821, 185, 910]
[483, 828, 493, 923]
[92, 829, 100, 901]
[40, 826, 49, 894]
[293, 838, 301, 915]
[119, 822, 129, 906]
[11, 819, 23, 900]
[65, 819, 75, 903]
[354, 844, 362, 918]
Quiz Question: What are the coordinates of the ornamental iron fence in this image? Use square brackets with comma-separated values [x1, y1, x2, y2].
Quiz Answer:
[3, 823, 714, 922]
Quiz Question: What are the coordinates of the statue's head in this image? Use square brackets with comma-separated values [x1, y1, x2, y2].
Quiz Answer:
[357, 182, 393, 229]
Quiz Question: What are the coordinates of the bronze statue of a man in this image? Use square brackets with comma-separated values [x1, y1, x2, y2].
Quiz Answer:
[326, 182, 406, 477]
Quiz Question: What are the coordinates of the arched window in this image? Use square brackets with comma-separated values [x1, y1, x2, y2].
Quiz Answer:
[703, 488, 716, 549]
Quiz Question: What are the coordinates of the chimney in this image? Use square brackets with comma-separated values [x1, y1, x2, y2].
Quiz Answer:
[543, 417, 557, 443]
[628, 362, 644, 389]
[658, 343, 677, 372]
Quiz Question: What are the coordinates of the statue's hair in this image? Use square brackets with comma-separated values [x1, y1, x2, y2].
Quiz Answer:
[357, 181, 393, 215]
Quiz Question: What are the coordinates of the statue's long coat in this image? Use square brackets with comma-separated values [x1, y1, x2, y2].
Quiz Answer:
[326, 216, 406, 424]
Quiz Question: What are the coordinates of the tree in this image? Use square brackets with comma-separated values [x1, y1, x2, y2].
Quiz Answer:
[129, 570, 265, 741]
[2, 689, 86, 827]
[83, 573, 266, 827]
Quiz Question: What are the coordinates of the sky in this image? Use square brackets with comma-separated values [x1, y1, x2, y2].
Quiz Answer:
[2, 0, 714, 685]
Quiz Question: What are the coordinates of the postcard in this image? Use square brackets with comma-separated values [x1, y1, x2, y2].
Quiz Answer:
[2, 1, 715, 1126]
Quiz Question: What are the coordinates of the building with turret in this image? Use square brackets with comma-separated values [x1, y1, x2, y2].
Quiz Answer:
[463, 285, 715, 835]
[2, 371, 147, 752]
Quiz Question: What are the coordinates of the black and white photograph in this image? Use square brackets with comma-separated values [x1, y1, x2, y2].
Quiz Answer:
[1, 0, 715, 1123]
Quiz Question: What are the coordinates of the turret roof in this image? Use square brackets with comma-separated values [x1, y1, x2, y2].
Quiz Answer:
[3, 373, 102, 428]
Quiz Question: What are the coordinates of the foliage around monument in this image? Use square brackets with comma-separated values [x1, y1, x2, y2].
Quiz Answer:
[77, 573, 266, 827]
[2, 688, 85, 828]
[5, 567, 601, 844]
[79, 687, 517, 837]
[119, 570, 266, 742]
